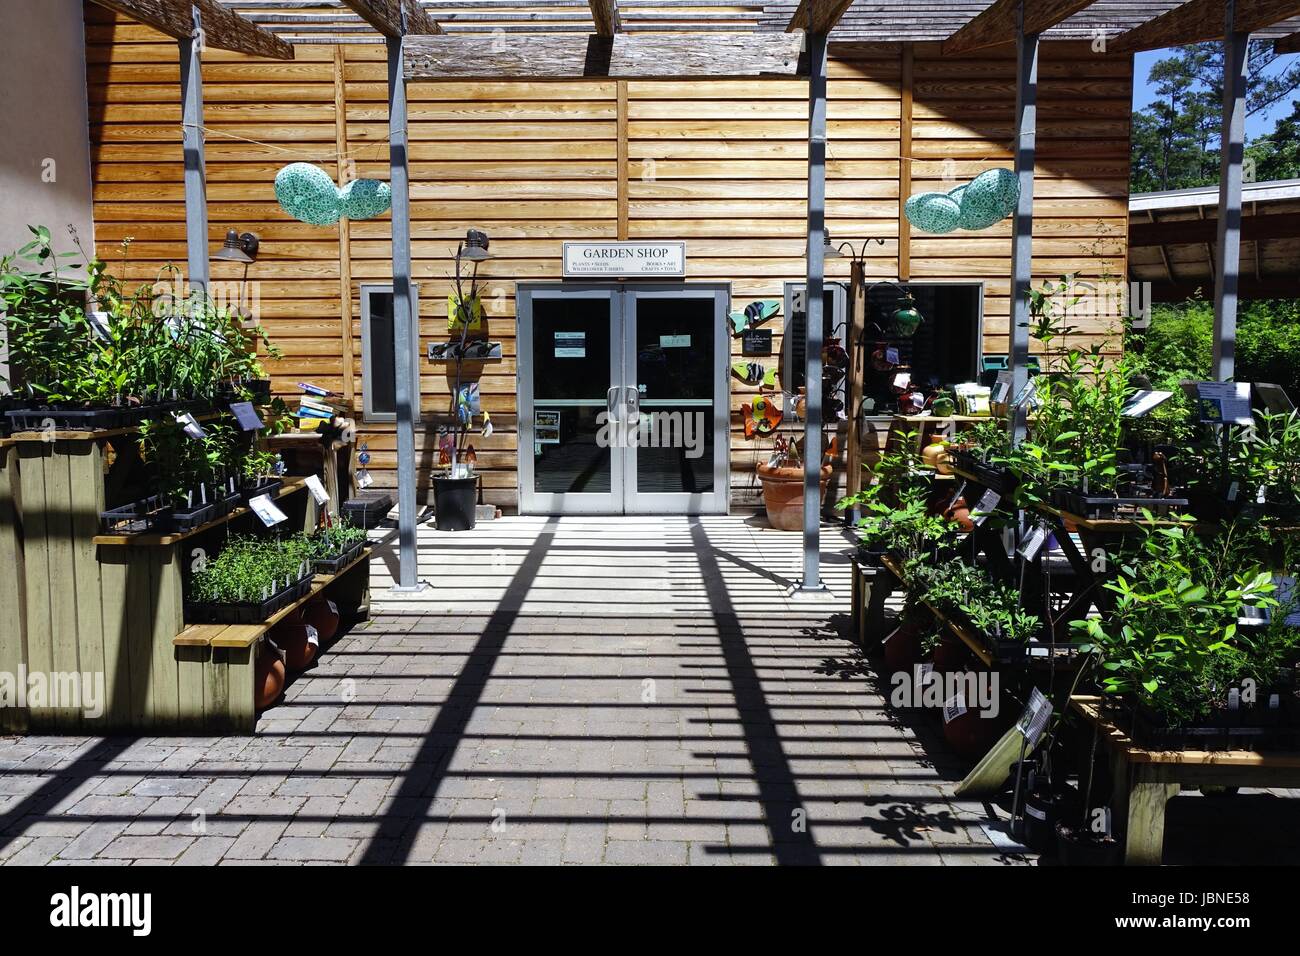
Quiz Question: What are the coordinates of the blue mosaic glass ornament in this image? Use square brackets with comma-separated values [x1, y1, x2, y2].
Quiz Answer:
[339, 179, 392, 221]
[274, 163, 342, 226]
[957, 168, 1020, 231]
[903, 191, 962, 234]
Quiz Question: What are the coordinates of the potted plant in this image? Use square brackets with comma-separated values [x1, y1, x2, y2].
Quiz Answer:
[301, 522, 368, 574]
[756, 434, 833, 532]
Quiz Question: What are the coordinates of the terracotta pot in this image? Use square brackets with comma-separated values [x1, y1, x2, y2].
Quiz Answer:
[756, 461, 833, 532]
[303, 597, 340, 644]
[943, 495, 975, 532]
[931, 632, 974, 673]
[254, 642, 286, 711]
[882, 618, 925, 674]
[270, 622, 319, 672]
[943, 700, 1003, 760]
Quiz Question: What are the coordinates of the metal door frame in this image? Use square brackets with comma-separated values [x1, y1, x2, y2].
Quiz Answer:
[517, 281, 730, 515]
[517, 283, 623, 514]
[620, 283, 730, 515]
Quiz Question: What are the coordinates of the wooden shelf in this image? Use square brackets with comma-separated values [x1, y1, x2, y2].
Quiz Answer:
[1071, 696, 1300, 768]
[173, 547, 370, 649]
[10, 409, 228, 443]
[892, 414, 996, 423]
[93, 477, 310, 546]
[880, 554, 994, 667]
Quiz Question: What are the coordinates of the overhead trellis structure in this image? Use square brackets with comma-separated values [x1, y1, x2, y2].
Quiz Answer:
[85, 0, 1300, 594]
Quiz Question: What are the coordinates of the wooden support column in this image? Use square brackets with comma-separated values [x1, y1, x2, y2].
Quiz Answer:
[179, 4, 209, 294]
[334, 46, 356, 405]
[1213, 3, 1249, 381]
[898, 44, 913, 282]
[616, 80, 629, 241]
[800, 29, 829, 593]
[1008, 2, 1038, 446]
[844, 258, 867, 515]
[388, 33, 422, 591]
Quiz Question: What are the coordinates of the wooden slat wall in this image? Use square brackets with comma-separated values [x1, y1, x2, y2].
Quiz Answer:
[82, 9, 1131, 512]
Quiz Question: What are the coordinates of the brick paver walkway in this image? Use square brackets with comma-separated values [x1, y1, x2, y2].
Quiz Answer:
[23, 514, 1296, 865]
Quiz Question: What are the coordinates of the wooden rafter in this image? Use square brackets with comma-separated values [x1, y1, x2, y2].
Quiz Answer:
[90, 0, 294, 59]
[588, 0, 622, 37]
[1111, 0, 1300, 54]
[1277, 28, 1300, 51]
[404, 32, 805, 80]
[942, 0, 1099, 56]
[338, 0, 442, 37]
[783, 0, 855, 34]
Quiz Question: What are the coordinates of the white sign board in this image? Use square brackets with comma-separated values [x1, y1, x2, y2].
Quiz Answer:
[562, 242, 686, 278]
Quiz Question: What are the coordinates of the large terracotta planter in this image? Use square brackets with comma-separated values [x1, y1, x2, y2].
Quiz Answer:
[756, 461, 833, 531]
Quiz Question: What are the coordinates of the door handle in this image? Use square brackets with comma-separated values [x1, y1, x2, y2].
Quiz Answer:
[624, 386, 640, 425]
[606, 386, 619, 417]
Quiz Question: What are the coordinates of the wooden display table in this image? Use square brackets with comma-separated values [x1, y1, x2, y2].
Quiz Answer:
[1071, 696, 1300, 865]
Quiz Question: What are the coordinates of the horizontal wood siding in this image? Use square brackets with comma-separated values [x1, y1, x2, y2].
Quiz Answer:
[82, 10, 1131, 512]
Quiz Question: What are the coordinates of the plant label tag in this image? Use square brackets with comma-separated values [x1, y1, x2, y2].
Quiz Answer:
[971, 489, 1001, 526]
[304, 474, 330, 505]
[175, 412, 206, 439]
[306, 624, 319, 647]
[1193, 381, 1253, 425]
[249, 494, 287, 527]
[1227, 481, 1239, 502]
[943, 694, 967, 723]
[885, 347, 900, 365]
[1015, 688, 1052, 740]
[1228, 687, 1240, 711]
[357, 469, 374, 489]
[229, 401, 264, 431]
[992, 371, 1011, 404]
[1016, 521, 1051, 562]
[892, 372, 910, 390]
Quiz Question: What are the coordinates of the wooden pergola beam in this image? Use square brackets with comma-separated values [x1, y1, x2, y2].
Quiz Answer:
[784, 0, 855, 34]
[338, 0, 442, 37]
[1276, 28, 1300, 50]
[942, 0, 1098, 56]
[1111, 0, 1300, 53]
[588, 0, 622, 36]
[404, 33, 806, 80]
[90, 0, 294, 59]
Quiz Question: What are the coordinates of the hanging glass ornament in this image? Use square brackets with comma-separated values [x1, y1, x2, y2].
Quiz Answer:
[339, 179, 392, 220]
[275, 163, 342, 226]
[957, 167, 1020, 231]
[903, 191, 962, 234]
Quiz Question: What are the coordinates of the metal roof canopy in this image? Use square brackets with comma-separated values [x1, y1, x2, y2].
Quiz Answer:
[86, 0, 1300, 592]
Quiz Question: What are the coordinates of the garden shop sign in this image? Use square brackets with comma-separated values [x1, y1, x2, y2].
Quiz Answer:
[563, 242, 686, 278]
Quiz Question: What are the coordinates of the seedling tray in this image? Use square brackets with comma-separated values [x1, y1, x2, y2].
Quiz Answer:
[240, 477, 283, 502]
[8, 405, 135, 432]
[948, 451, 1019, 495]
[990, 638, 1092, 666]
[184, 572, 314, 625]
[309, 539, 365, 575]
[1050, 487, 1188, 519]
[1122, 702, 1300, 752]
[100, 494, 173, 534]
[162, 499, 221, 533]
[342, 492, 393, 529]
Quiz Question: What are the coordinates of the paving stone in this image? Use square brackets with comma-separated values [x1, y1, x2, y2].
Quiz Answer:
[98, 835, 195, 860]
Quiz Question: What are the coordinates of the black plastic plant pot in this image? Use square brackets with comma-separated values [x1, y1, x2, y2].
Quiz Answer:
[1054, 823, 1121, 866]
[184, 573, 314, 625]
[948, 450, 1018, 495]
[856, 546, 888, 569]
[433, 475, 478, 532]
[215, 488, 243, 517]
[310, 539, 366, 576]
[1016, 787, 1063, 852]
[100, 495, 173, 535]
[240, 477, 283, 503]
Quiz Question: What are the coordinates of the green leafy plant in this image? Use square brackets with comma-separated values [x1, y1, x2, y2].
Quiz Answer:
[302, 523, 367, 560]
[189, 534, 312, 604]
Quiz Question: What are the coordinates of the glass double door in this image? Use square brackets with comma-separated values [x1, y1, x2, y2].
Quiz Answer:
[518, 283, 729, 514]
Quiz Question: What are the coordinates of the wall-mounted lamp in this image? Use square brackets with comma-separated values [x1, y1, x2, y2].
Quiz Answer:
[214, 229, 260, 264]
[458, 228, 491, 263]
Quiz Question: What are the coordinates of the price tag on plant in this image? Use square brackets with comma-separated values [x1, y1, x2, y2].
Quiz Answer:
[1016, 521, 1051, 562]
[971, 489, 1001, 526]
[304, 474, 330, 506]
[249, 493, 287, 527]
[943, 694, 967, 724]
[229, 401, 264, 432]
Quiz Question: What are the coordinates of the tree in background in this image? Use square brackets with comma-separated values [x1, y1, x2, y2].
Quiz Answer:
[1131, 42, 1300, 192]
